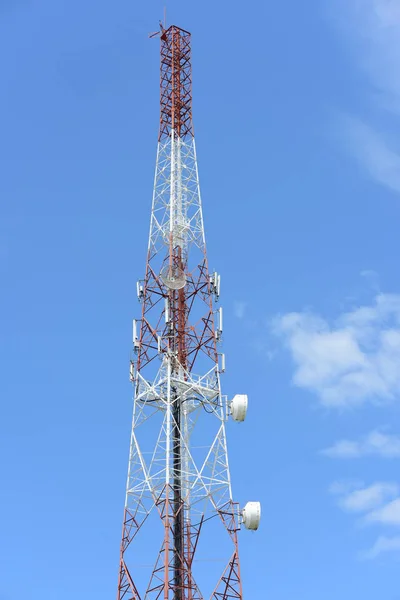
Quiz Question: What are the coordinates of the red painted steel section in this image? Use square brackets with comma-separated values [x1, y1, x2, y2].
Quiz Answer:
[159, 25, 193, 141]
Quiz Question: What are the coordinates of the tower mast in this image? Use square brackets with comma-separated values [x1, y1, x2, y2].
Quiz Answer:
[116, 24, 260, 600]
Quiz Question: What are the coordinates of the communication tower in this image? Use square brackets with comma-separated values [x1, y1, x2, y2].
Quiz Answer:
[116, 23, 260, 600]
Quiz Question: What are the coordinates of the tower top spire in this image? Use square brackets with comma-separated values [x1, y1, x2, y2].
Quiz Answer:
[153, 25, 193, 141]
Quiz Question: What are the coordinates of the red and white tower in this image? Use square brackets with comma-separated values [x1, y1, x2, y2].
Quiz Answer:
[116, 24, 260, 600]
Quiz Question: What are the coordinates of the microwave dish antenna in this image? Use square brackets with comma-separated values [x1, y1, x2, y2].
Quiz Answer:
[160, 264, 186, 290]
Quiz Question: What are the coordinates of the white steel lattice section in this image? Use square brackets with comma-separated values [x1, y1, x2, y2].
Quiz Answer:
[125, 363, 232, 524]
[149, 134, 205, 259]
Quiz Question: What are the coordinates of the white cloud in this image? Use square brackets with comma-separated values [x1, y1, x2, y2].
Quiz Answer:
[322, 430, 400, 458]
[273, 293, 400, 408]
[367, 497, 400, 526]
[331, 481, 399, 513]
[362, 535, 400, 560]
[331, 481, 400, 558]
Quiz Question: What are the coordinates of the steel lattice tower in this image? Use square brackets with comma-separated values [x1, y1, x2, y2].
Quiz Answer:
[116, 24, 260, 600]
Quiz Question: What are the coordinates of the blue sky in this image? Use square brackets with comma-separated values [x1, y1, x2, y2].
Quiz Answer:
[1, 0, 400, 598]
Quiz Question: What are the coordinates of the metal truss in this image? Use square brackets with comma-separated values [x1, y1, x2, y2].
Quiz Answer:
[116, 24, 244, 600]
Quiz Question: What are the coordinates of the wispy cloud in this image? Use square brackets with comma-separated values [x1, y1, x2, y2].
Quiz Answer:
[362, 535, 400, 560]
[233, 301, 247, 320]
[367, 497, 400, 526]
[330, 481, 399, 513]
[343, 116, 400, 193]
[331, 480, 400, 558]
[332, 0, 400, 193]
[322, 430, 400, 458]
[336, 0, 400, 109]
[273, 293, 400, 408]
[360, 269, 380, 292]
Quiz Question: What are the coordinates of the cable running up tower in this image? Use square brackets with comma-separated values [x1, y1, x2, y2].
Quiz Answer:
[116, 23, 260, 600]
